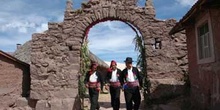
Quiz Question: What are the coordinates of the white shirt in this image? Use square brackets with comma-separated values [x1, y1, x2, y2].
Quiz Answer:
[110, 69, 118, 82]
[127, 68, 135, 82]
[89, 72, 98, 82]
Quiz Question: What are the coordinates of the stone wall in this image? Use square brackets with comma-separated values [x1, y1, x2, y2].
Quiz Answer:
[145, 19, 187, 100]
[29, 0, 187, 109]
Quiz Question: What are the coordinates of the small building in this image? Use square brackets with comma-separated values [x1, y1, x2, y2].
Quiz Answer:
[170, 0, 220, 109]
[0, 50, 30, 98]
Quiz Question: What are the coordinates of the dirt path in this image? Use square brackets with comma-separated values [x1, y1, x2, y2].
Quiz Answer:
[84, 90, 183, 110]
[84, 90, 145, 110]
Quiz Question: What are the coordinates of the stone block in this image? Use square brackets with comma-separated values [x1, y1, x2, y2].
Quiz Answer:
[150, 78, 184, 99]
[102, 8, 109, 18]
[49, 98, 76, 110]
[36, 100, 50, 110]
[48, 22, 59, 30]
[30, 90, 50, 100]
[93, 9, 101, 20]
[12, 106, 33, 110]
[109, 7, 116, 17]
[84, 17, 93, 24]
[63, 98, 75, 110]
[50, 99, 62, 110]
[63, 28, 73, 34]
[68, 70, 79, 80]
[51, 88, 78, 98]
[15, 97, 28, 107]
[63, 22, 74, 29]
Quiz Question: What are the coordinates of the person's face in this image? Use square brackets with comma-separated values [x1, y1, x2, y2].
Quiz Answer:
[111, 63, 117, 70]
[91, 65, 97, 71]
[125, 62, 132, 69]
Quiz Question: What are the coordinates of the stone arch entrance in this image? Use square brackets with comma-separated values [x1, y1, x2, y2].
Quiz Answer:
[65, 0, 155, 42]
[30, 0, 187, 109]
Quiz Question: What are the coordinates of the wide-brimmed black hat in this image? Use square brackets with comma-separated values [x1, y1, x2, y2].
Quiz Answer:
[124, 57, 133, 63]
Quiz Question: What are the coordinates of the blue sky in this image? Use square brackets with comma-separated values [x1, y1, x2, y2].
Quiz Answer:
[0, 0, 197, 63]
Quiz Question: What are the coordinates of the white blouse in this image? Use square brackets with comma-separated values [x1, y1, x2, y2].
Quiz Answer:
[110, 69, 118, 82]
[127, 68, 135, 82]
[89, 72, 98, 82]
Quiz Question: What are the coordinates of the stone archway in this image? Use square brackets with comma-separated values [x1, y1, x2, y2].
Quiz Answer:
[30, 0, 187, 109]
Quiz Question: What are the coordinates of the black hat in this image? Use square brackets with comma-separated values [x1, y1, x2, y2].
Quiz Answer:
[124, 57, 133, 63]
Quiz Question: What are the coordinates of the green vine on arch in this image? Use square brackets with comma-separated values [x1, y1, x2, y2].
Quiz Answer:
[79, 40, 90, 109]
[133, 34, 151, 104]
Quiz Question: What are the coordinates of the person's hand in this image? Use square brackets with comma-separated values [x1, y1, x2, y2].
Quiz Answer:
[96, 87, 101, 92]
[85, 84, 89, 88]
[105, 85, 109, 91]
[122, 84, 127, 91]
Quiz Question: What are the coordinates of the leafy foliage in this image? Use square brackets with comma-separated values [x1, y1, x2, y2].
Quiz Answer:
[79, 40, 90, 109]
[133, 34, 151, 103]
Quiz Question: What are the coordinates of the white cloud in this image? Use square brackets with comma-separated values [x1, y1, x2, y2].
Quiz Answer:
[89, 35, 134, 52]
[18, 27, 28, 33]
[0, 0, 65, 52]
[1, 21, 33, 32]
[25, 14, 48, 24]
[36, 23, 48, 33]
[101, 21, 126, 32]
[175, 0, 197, 7]
[154, 0, 198, 20]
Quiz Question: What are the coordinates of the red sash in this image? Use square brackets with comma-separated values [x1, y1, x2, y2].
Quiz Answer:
[110, 81, 121, 87]
[88, 82, 100, 88]
[127, 80, 139, 88]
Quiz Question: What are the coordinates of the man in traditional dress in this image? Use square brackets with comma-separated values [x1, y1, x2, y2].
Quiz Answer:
[105, 60, 122, 110]
[121, 57, 143, 110]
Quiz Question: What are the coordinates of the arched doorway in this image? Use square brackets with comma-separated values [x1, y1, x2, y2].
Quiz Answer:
[83, 19, 145, 109]
[30, 0, 187, 109]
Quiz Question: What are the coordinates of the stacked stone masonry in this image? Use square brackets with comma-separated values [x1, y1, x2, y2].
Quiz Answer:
[10, 0, 188, 109]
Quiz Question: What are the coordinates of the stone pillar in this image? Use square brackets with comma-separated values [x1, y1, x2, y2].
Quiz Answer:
[66, 0, 73, 11]
[145, 0, 155, 17]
